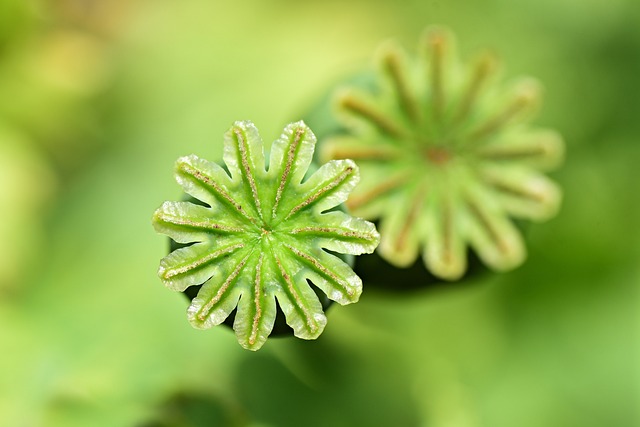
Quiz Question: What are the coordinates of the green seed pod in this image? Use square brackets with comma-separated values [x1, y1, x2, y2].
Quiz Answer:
[308, 27, 564, 286]
[152, 121, 379, 350]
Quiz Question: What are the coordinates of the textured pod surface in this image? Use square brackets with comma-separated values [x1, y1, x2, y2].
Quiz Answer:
[320, 27, 564, 281]
[168, 215, 336, 337]
[152, 121, 379, 350]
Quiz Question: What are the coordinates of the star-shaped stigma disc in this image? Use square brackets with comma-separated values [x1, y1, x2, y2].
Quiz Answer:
[320, 28, 564, 281]
[153, 121, 379, 350]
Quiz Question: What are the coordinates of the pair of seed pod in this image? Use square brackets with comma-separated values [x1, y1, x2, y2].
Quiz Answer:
[152, 28, 564, 350]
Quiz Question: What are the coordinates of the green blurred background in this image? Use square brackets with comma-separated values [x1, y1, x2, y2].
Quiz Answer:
[0, 0, 638, 426]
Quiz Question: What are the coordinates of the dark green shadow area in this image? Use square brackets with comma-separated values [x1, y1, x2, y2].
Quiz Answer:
[234, 337, 422, 427]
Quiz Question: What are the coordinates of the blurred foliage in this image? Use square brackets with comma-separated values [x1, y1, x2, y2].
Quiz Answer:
[0, 0, 638, 426]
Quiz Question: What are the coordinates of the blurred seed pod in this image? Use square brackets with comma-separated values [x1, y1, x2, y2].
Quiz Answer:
[307, 27, 564, 289]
